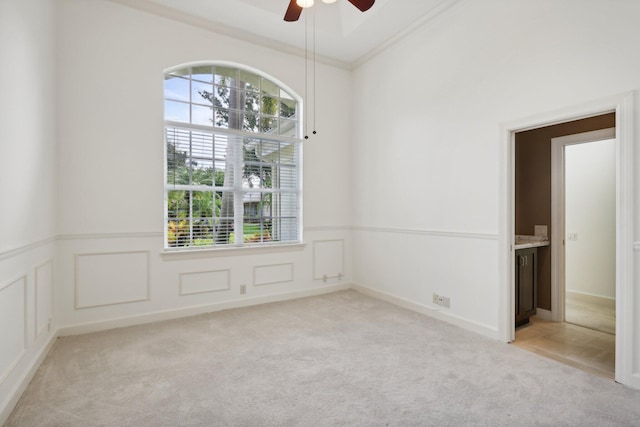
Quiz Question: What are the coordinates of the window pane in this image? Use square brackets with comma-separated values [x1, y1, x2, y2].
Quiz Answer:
[278, 166, 298, 191]
[165, 128, 192, 184]
[243, 113, 259, 132]
[192, 190, 215, 245]
[167, 190, 189, 247]
[167, 190, 189, 218]
[242, 91, 260, 113]
[191, 131, 214, 186]
[262, 96, 278, 116]
[228, 110, 242, 129]
[192, 65, 213, 82]
[215, 108, 229, 128]
[164, 76, 189, 102]
[262, 79, 279, 96]
[192, 104, 213, 126]
[239, 70, 260, 92]
[279, 99, 296, 118]
[214, 66, 237, 86]
[260, 117, 278, 134]
[215, 135, 236, 188]
[275, 217, 298, 242]
[279, 119, 297, 137]
[167, 218, 190, 247]
[243, 192, 272, 243]
[279, 143, 297, 165]
[192, 80, 213, 105]
[215, 86, 231, 109]
[244, 144, 271, 189]
[215, 191, 234, 244]
[280, 89, 294, 100]
[165, 100, 189, 123]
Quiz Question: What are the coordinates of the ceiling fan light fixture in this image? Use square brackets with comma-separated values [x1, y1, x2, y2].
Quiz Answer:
[296, 0, 314, 7]
[322, 0, 338, 3]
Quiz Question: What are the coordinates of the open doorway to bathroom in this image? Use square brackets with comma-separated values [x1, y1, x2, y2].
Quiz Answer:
[511, 113, 616, 379]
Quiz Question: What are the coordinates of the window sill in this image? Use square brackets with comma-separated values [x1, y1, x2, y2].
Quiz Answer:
[160, 242, 306, 261]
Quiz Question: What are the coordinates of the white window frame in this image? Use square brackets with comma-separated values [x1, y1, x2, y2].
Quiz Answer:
[163, 62, 303, 252]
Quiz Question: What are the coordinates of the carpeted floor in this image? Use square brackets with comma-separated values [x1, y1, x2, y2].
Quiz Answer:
[6, 290, 640, 426]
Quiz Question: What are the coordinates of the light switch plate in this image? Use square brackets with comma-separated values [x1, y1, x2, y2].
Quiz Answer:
[534, 225, 548, 238]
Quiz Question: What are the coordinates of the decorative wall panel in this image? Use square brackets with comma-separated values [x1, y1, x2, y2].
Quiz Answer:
[253, 263, 294, 287]
[0, 276, 27, 384]
[75, 251, 149, 309]
[179, 269, 230, 295]
[35, 260, 53, 337]
[313, 240, 344, 280]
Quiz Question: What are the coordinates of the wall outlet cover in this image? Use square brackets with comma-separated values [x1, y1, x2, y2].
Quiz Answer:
[534, 225, 548, 237]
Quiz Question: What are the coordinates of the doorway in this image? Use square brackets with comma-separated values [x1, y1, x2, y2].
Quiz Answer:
[512, 118, 616, 378]
[499, 91, 635, 386]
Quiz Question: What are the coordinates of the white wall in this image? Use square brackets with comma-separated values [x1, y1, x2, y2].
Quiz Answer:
[54, 0, 353, 331]
[352, 0, 640, 344]
[0, 0, 58, 423]
[565, 139, 616, 299]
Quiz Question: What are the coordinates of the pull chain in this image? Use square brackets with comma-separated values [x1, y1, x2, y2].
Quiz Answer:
[304, 11, 309, 140]
[312, 8, 317, 136]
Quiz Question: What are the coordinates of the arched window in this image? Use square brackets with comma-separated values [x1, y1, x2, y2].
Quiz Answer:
[164, 63, 301, 250]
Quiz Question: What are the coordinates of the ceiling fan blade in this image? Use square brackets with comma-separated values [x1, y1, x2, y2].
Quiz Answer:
[284, 0, 303, 22]
[347, 0, 375, 12]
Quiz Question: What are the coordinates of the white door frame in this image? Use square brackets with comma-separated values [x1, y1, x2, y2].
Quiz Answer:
[551, 128, 616, 324]
[498, 91, 635, 386]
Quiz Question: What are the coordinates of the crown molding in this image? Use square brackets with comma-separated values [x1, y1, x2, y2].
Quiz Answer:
[107, 0, 351, 70]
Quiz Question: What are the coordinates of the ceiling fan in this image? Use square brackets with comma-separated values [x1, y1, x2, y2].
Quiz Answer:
[284, 0, 375, 22]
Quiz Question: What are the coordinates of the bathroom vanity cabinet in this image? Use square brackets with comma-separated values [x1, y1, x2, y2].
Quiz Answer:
[515, 247, 537, 327]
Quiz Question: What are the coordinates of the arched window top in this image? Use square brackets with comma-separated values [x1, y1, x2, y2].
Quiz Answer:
[164, 63, 300, 138]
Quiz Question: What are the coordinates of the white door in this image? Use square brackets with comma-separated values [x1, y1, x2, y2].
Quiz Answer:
[551, 128, 615, 330]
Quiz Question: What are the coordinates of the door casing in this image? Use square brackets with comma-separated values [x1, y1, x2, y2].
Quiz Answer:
[498, 91, 635, 386]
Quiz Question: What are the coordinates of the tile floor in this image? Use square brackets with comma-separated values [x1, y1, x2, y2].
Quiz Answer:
[513, 316, 615, 380]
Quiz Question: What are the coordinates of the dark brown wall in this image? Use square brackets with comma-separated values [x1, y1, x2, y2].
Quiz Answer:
[515, 113, 615, 311]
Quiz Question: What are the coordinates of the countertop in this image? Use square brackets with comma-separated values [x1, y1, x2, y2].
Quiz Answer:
[514, 235, 550, 250]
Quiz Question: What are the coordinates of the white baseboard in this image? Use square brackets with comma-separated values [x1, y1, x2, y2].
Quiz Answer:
[0, 333, 58, 426]
[351, 283, 500, 341]
[565, 289, 615, 301]
[58, 283, 351, 336]
[535, 308, 552, 320]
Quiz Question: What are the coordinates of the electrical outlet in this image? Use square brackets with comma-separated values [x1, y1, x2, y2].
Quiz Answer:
[323, 274, 328, 283]
[534, 225, 548, 238]
[433, 293, 450, 308]
[240, 285, 246, 295]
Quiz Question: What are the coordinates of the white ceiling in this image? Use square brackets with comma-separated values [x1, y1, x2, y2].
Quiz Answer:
[121, 0, 458, 67]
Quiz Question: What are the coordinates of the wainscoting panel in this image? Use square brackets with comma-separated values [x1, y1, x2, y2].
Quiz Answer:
[179, 269, 230, 295]
[0, 276, 27, 385]
[253, 263, 294, 287]
[35, 260, 53, 338]
[75, 251, 150, 309]
[313, 240, 344, 280]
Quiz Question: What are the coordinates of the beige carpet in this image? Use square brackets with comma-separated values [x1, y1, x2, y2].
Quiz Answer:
[565, 291, 615, 335]
[6, 290, 640, 426]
